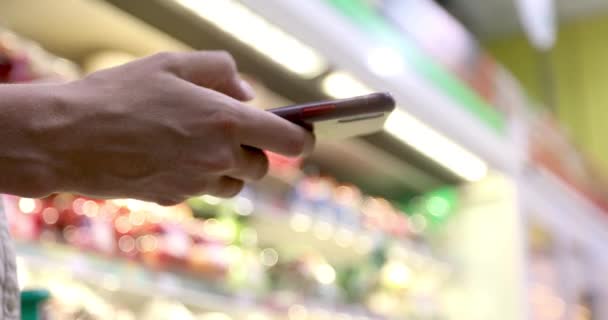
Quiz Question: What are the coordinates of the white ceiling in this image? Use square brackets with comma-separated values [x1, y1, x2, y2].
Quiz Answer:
[446, 0, 608, 39]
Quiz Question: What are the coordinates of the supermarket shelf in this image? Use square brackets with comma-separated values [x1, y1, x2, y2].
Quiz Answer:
[16, 241, 266, 318]
[250, 203, 445, 270]
[520, 167, 608, 259]
[15, 241, 383, 320]
[234, 171, 445, 269]
[251, 204, 372, 266]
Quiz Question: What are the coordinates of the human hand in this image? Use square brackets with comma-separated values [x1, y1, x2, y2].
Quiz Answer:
[36, 51, 313, 205]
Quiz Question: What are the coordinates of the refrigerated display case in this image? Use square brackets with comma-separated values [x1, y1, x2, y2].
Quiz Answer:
[1, 1, 608, 320]
[0, 24, 458, 319]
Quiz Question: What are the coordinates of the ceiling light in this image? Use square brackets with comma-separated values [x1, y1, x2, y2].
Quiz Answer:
[321, 71, 374, 98]
[385, 110, 488, 182]
[367, 47, 405, 76]
[515, 0, 556, 50]
[175, 0, 326, 78]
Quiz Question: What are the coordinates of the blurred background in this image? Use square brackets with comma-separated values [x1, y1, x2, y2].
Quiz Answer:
[0, 0, 606, 319]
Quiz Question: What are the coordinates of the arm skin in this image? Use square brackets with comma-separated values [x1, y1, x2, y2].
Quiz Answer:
[0, 83, 66, 198]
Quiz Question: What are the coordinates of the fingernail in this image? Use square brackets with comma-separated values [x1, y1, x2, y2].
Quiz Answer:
[239, 79, 256, 101]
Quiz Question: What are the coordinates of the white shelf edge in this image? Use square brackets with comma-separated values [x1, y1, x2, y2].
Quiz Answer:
[15, 241, 383, 319]
[520, 167, 608, 257]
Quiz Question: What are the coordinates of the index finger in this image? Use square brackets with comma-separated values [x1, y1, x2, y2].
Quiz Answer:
[234, 101, 315, 157]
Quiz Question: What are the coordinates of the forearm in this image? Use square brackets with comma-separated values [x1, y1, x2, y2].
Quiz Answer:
[0, 83, 65, 197]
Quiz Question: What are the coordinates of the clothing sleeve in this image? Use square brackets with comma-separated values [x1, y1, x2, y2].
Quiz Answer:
[0, 197, 20, 320]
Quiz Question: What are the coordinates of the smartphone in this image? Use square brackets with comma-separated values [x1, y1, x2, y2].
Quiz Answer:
[268, 92, 395, 140]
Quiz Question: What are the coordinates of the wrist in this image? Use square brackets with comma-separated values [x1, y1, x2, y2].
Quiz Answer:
[0, 83, 70, 197]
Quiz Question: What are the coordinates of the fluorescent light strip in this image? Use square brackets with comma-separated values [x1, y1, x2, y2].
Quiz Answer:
[367, 47, 406, 77]
[385, 110, 488, 182]
[321, 71, 487, 181]
[175, 0, 327, 78]
[321, 71, 374, 98]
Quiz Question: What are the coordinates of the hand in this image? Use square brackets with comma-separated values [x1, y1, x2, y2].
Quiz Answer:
[34, 51, 314, 205]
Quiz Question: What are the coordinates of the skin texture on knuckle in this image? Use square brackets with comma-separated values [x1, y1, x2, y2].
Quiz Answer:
[218, 113, 239, 136]
[205, 148, 237, 173]
[181, 149, 230, 177]
[207, 109, 241, 172]
[152, 51, 182, 73]
[209, 51, 237, 72]
[209, 105, 240, 141]
[284, 133, 308, 156]
[177, 177, 210, 199]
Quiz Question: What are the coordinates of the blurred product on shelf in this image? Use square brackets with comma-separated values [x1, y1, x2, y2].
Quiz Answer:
[528, 111, 608, 212]
[284, 175, 411, 238]
[20, 290, 51, 320]
[526, 221, 599, 320]
[324, 0, 608, 212]
[4, 195, 249, 282]
[378, 0, 501, 111]
[3, 164, 453, 319]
